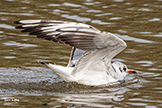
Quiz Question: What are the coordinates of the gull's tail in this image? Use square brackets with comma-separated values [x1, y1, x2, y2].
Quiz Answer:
[38, 60, 49, 66]
[38, 60, 74, 82]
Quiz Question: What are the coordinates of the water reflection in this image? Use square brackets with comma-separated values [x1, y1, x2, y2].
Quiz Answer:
[54, 90, 126, 107]
[62, 14, 91, 22]
[3, 41, 37, 48]
[0, 67, 137, 107]
[116, 34, 153, 43]
[0, 88, 127, 107]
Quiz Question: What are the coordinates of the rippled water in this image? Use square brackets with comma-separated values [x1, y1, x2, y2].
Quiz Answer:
[0, 0, 162, 107]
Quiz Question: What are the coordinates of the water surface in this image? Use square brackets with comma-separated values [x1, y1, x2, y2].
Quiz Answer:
[0, 0, 162, 107]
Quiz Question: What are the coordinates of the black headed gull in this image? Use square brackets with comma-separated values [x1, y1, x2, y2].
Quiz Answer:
[14, 19, 136, 86]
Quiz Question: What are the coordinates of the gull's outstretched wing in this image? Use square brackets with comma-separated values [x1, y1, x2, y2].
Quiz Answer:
[14, 19, 127, 76]
[14, 19, 100, 51]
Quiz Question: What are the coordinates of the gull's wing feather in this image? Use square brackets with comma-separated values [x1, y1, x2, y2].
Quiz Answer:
[14, 19, 127, 77]
[14, 19, 100, 51]
[67, 47, 85, 67]
[72, 32, 127, 76]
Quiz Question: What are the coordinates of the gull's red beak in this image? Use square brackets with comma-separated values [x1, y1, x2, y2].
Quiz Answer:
[128, 70, 137, 74]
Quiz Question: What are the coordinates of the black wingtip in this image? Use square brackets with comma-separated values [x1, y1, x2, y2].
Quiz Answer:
[14, 21, 21, 24]
[21, 29, 29, 32]
[38, 60, 49, 65]
[15, 26, 23, 29]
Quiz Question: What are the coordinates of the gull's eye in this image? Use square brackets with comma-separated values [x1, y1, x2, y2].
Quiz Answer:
[123, 67, 126, 71]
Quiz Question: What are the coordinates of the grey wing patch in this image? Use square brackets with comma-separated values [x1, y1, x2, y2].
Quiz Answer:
[14, 19, 101, 51]
[67, 47, 85, 67]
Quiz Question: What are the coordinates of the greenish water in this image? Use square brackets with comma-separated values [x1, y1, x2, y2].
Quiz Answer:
[0, 0, 162, 107]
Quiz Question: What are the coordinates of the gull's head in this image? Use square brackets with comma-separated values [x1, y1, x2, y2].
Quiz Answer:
[112, 61, 136, 80]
